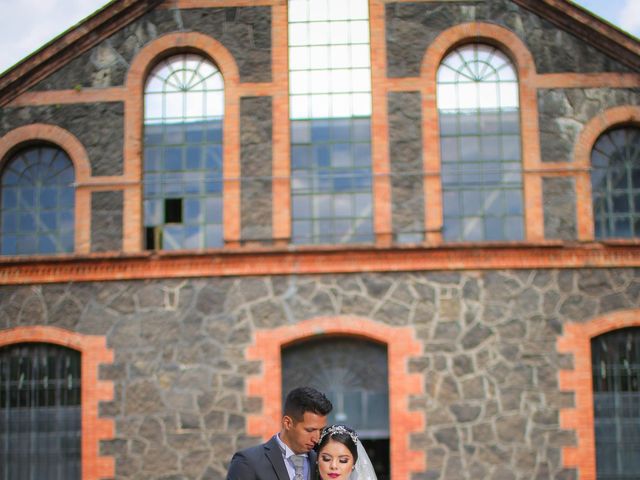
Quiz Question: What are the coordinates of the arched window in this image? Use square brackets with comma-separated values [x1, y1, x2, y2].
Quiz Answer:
[1, 145, 75, 255]
[144, 53, 224, 250]
[282, 337, 389, 479]
[0, 343, 81, 479]
[592, 328, 640, 478]
[591, 126, 640, 238]
[288, 0, 374, 244]
[437, 44, 523, 242]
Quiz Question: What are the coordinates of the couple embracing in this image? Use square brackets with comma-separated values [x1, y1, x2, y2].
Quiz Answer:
[226, 386, 376, 480]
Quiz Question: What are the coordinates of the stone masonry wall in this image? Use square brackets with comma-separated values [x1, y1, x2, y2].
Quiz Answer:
[240, 96, 273, 244]
[31, 6, 272, 91]
[1, 268, 639, 479]
[91, 190, 124, 252]
[389, 92, 425, 243]
[385, 0, 633, 78]
[0, 102, 124, 176]
[542, 177, 577, 241]
[538, 88, 639, 163]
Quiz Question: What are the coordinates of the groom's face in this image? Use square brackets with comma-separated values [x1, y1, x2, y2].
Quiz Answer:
[282, 411, 328, 454]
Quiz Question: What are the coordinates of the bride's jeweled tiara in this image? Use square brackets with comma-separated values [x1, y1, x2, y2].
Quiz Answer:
[319, 425, 359, 445]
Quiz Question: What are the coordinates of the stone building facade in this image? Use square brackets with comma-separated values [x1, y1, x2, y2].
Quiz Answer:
[0, 1, 639, 479]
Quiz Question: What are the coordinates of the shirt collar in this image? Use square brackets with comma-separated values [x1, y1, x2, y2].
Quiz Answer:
[275, 433, 308, 460]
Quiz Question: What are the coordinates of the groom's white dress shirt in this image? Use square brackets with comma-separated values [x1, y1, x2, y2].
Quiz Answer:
[275, 433, 310, 480]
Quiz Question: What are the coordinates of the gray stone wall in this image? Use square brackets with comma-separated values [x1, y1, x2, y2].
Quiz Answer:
[543, 177, 577, 241]
[0, 102, 124, 176]
[240, 96, 272, 243]
[31, 6, 272, 91]
[388, 92, 424, 243]
[385, 0, 632, 78]
[1, 268, 639, 479]
[538, 88, 639, 163]
[91, 191, 124, 252]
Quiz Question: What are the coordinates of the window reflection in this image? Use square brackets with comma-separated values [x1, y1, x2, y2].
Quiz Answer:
[289, 0, 373, 245]
[437, 44, 524, 242]
[144, 54, 224, 250]
[1, 146, 75, 256]
[591, 127, 640, 239]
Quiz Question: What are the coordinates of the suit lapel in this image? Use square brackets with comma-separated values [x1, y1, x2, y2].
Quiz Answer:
[265, 437, 290, 480]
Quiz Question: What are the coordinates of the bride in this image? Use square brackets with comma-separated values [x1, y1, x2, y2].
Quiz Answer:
[314, 424, 377, 480]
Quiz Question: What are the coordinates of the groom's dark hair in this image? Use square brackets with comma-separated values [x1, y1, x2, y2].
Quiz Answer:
[283, 386, 332, 421]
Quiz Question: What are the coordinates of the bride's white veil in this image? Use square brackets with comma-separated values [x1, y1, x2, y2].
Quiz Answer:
[352, 440, 377, 480]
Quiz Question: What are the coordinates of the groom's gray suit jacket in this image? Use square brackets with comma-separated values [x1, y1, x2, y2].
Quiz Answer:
[226, 436, 318, 480]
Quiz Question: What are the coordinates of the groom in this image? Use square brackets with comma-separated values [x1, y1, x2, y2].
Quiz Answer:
[226, 386, 333, 480]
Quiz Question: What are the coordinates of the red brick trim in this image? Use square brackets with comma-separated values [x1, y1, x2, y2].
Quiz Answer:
[370, 0, 393, 246]
[1, 243, 640, 285]
[0, 124, 93, 254]
[246, 316, 425, 480]
[573, 106, 640, 241]
[124, 31, 242, 251]
[271, 1, 292, 245]
[534, 73, 640, 89]
[0, 326, 114, 480]
[557, 310, 640, 480]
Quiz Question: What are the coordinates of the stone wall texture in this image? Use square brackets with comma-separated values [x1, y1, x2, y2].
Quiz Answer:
[1, 269, 639, 479]
[240, 96, 273, 243]
[389, 92, 425, 243]
[91, 190, 124, 252]
[30, 6, 272, 91]
[385, 0, 632, 78]
[0, 102, 125, 176]
[543, 177, 577, 241]
[538, 88, 640, 163]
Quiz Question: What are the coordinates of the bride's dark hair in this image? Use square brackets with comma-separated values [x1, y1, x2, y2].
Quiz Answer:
[315, 424, 359, 462]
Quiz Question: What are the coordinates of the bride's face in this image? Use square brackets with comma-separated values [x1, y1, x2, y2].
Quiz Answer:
[317, 439, 355, 480]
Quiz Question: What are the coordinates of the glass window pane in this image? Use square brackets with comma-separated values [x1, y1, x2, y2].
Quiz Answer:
[591, 127, 640, 239]
[1, 147, 75, 256]
[437, 43, 523, 242]
[144, 54, 224, 251]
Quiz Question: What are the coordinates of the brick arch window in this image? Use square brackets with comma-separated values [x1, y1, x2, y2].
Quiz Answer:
[591, 327, 640, 478]
[282, 336, 390, 479]
[143, 53, 225, 250]
[437, 43, 523, 242]
[246, 316, 424, 480]
[591, 126, 640, 239]
[1, 144, 75, 255]
[0, 342, 81, 479]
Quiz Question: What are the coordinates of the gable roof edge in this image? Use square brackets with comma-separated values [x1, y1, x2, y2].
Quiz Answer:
[0, 0, 164, 108]
[512, 0, 640, 71]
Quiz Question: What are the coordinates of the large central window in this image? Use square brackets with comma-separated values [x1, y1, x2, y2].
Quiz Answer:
[289, 0, 374, 244]
[144, 53, 224, 250]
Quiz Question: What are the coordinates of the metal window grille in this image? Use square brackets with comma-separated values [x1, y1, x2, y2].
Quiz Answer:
[591, 127, 640, 239]
[0, 343, 81, 480]
[592, 328, 640, 479]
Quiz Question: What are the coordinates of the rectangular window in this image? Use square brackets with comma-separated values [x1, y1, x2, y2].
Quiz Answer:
[289, 0, 374, 244]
